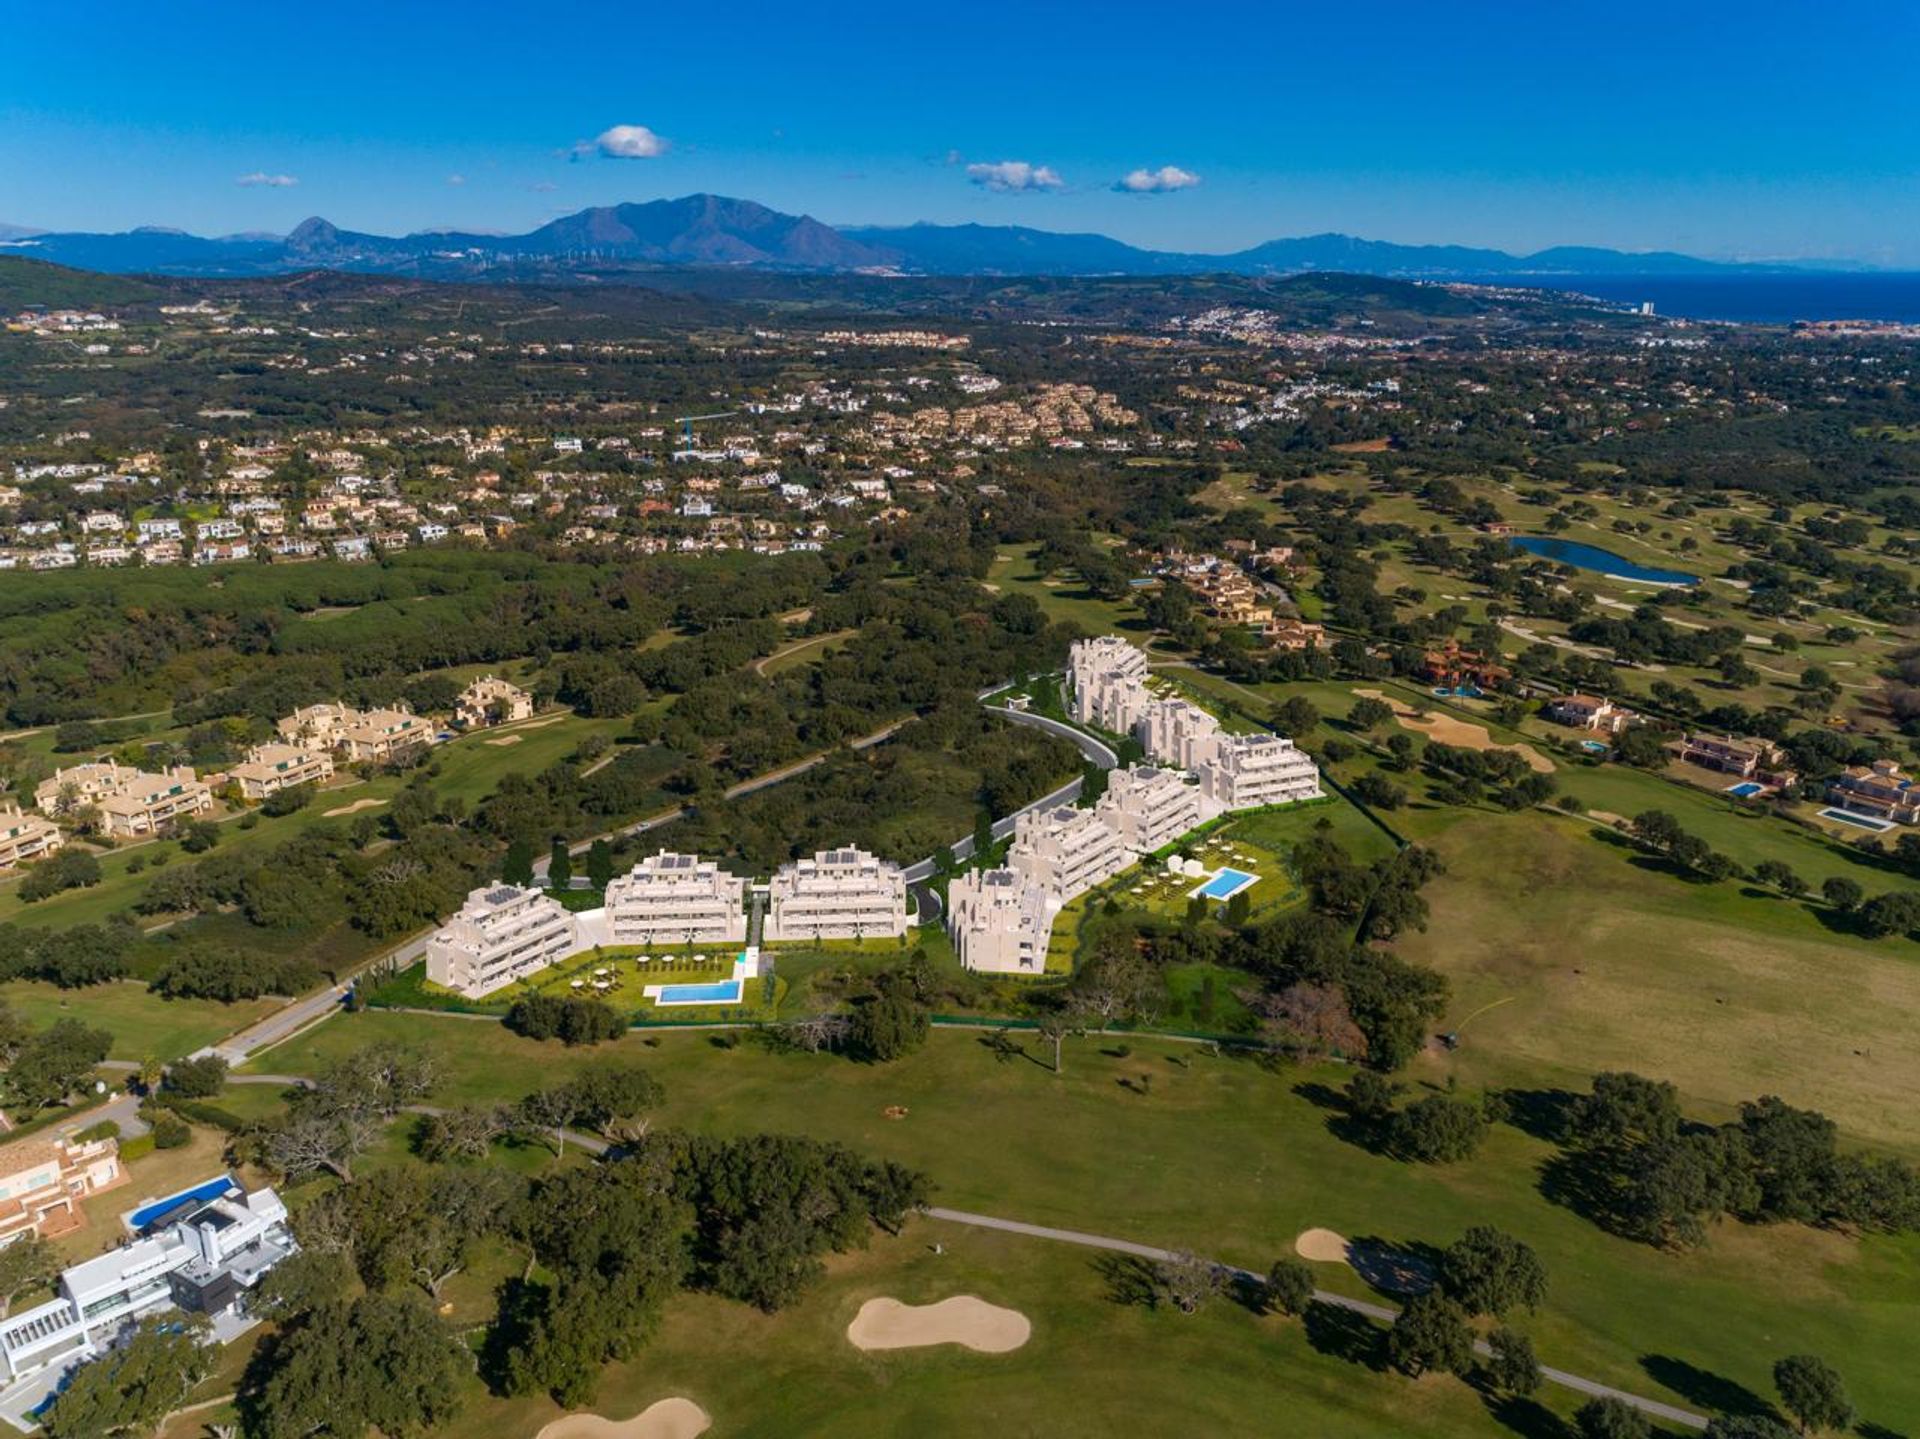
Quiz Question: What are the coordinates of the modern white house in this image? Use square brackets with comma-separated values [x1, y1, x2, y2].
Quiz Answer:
[426, 884, 581, 998]
[604, 851, 747, 948]
[0, 1179, 294, 1386]
[1097, 764, 1203, 854]
[1007, 803, 1131, 906]
[1066, 635, 1152, 733]
[764, 846, 907, 942]
[947, 868, 1052, 974]
[230, 743, 334, 801]
[1196, 733, 1322, 811]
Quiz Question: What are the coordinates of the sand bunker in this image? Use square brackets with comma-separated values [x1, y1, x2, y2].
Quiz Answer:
[535, 1398, 711, 1439]
[322, 798, 386, 817]
[1353, 690, 1554, 774]
[847, 1295, 1031, 1353]
[485, 734, 525, 747]
[1295, 1228, 1350, 1263]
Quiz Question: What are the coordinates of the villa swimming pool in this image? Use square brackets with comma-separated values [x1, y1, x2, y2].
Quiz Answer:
[1195, 867, 1258, 901]
[1820, 807, 1893, 833]
[1508, 536, 1699, 586]
[1725, 781, 1766, 798]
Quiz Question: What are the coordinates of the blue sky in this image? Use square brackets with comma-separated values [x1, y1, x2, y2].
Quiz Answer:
[4, 1, 1917, 262]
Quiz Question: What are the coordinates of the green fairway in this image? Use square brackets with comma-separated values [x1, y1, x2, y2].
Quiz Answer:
[0, 977, 278, 1060]
[245, 1016, 1920, 1430]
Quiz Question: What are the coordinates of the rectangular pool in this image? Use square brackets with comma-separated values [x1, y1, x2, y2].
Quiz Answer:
[1725, 781, 1766, 797]
[653, 978, 744, 1005]
[1195, 867, 1258, 901]
[1819, 807, 1893, 833]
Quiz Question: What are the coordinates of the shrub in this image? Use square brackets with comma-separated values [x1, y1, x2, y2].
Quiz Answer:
[72, 1119, 121, 1143]
[118, 1134, 156, 1163]
[149, 1114, 192, 1150]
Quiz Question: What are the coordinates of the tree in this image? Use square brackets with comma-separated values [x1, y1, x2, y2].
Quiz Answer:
[1263, 1258, 1315, 1317]
[1152, 1249, 1224, 1314]
[164, 1053, 229, 1098]
[1270, 696, 1320, 739]
[1438, 1226, 1548, 1316]
[1035, 1010, 1083, 1074]
[1569, 1071, 1681, 1151]
[586, 838, 615, 890]
[1856, 889, 1920, 939]
[1772, 1354, 1854, 1435]
[1344, 1069, 1401, 1124]
[848, 989, 928, 1063]
[0, 1234, 59, 1317]
[1820, 876, 1863, 912]
[418, 1103, 512, 1162]
[1574, 1397, 1652, 1439]
[1482, 1326, 1541, 1396]
[3, 1019, 112, 1111]
[244, 1293, 469, 1439]
[1348, 697, 1394, 731]
[548, 839, 573, 891]
[1387, 1094, 1488, 1163]
[1704, 1418, 1797, 1439]
[1386, 1290, 1475, 1377]
[501, 838, 536, 887]
[42, 1316, 211, 1439]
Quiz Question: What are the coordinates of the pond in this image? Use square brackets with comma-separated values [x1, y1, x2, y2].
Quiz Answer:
[1508, 536, 1699, 585]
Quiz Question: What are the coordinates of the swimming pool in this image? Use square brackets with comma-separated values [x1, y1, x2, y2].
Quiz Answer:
[126, 1174, 234, 1231]
[653, 978, 744, 1005]
[1819, 807, 1893, 833]
[1725, 781, 1766, 797]
[1508, 536, 1699, 586]
[1194, 867, 1258, 901]
[1579, 739, 1609, 754]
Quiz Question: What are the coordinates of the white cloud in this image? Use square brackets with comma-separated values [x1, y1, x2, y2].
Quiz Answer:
[585, 124, 670, 160]
[965, 160, 1064, 193]
[236, 172, 299, 188]
[446, 173, 466, 186]
[1115, 165, 1201, 194]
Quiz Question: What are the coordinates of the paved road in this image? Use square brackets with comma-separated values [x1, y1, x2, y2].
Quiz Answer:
[924, 1207, 1708, 1431]
[532, 716, 915, 882]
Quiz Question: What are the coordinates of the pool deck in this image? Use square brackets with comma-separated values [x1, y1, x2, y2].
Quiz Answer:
[1188, 867, 1259, 903]
[644, 948, 760, 1007]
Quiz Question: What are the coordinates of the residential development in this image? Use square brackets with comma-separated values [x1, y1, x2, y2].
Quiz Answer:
[0, 804, 63, 870]
[32, 760, 213, 838]
[947, 867, 1053, 974]
[764, 847, 907, 942]
[277, 701, 438, 761]
[454, 675, 533, 729]
[604, 851, 748, 948]
[425, 884, 580, 998]
[230, 743, 334, 801]
[0, 1135, 123, 1246]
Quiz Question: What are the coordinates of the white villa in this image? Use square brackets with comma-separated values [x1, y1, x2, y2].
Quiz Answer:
[0, 1179, 294, 1387]
[948, 868, 1051, 974]
[454, 675, 533, 729]
[277, 701, 437, 762]
[764, 846, 907, 942]
[1097, 764, 1202, 854]
[0, 805, 63, 870]
[1197, 733, 1322, 811]
[1007, 803, 1131, 905]
[1067, 634, 1151, 733]
[604, 851, 747, 948]
[230, 743, 333, 801]
[426, 884, 581, 998]
[34, 760, 214, 839]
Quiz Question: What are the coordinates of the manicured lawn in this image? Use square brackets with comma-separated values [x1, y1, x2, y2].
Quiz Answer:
[984, 542, 1148, 637]
[0, 978, 278, 1061]
[243, 1016, 1920, 1431]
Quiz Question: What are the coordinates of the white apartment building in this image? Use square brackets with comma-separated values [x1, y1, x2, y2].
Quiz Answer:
[947, 868, 1052, 974]
[454, 675, 533, 729]
[1198, 734, 1322, 811]
[0, 1180, 294, 1385]
[764, 846, 907, 942]
[604, 851, 747, 948]
[230, 743, 334, 801]
[426, 884, 580, 998]
[1096, 764, 1203, 854]
[1134, 696, 1222, 770]
[1067, 634, 1152, 733]
[1007, 803, 1131, 905]
[0, 805, 63, 870]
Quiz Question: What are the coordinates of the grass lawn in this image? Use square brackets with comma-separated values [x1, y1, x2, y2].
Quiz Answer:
[0, 978, 279, 1061]
[985, 542, 1148, 637]
[243, 1016, 1920, 1431]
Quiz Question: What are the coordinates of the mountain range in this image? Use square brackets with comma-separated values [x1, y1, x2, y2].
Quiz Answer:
[0, 194, 1870, 282]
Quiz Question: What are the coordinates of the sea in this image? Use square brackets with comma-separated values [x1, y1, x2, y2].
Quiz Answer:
[1480, 273, 1920, 326]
